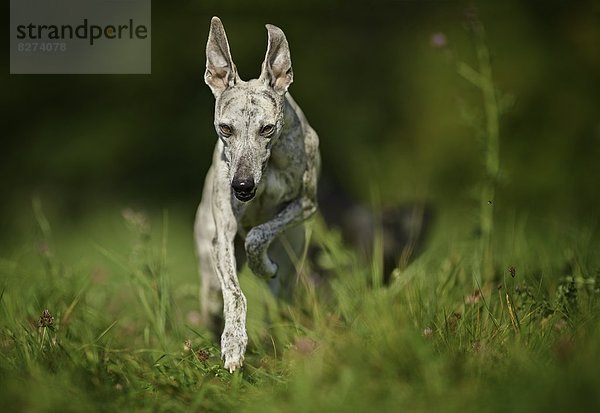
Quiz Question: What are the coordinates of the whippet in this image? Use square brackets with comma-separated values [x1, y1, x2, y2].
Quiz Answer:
[194, 17, 320, 372]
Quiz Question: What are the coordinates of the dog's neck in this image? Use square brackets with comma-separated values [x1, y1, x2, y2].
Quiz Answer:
[268, 95, 302, 170]
[282, 95, 300, 131]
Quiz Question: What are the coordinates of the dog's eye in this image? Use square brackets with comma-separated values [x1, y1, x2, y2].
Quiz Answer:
[219, 124, 233, 136]
[260, 124, 275, 136]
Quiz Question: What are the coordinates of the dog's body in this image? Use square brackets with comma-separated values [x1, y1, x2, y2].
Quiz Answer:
[194, 17, 319, 372]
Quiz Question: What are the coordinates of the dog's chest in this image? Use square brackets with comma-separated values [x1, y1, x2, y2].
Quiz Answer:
[237, 158, 303, 231]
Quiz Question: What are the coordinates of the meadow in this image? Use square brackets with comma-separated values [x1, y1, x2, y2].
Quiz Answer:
[0, 199, 598, 412]
[3, 2, 599, 412]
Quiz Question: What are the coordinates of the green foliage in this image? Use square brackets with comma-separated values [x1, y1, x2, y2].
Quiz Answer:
[2, 2, 599, 412]
[1, 204, 599, 412]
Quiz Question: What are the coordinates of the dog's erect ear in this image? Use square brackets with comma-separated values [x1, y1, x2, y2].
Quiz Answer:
[259, 24, 293, 95]
[205, 17, 238, 97]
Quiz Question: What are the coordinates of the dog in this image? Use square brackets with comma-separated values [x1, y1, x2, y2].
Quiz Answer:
[194, 17, 320, 372]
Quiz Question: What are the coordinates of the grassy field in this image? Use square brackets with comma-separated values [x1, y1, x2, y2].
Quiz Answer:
[3, 2, 599, 411]
[0, 201, 598, 413]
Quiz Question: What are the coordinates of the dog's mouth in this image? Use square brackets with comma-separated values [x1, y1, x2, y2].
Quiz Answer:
[233, 188, 256, 202]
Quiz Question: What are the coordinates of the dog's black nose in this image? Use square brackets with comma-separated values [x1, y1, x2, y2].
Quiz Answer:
[232, 176, 256, 201]
[232, 176, 255, 193]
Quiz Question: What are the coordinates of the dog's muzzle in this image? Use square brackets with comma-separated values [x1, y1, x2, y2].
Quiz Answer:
[231, 176, 256, 202]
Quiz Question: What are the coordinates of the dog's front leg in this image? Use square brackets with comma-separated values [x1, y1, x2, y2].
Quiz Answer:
[210, 184, 248, 372]
[245, 197, 317, 278]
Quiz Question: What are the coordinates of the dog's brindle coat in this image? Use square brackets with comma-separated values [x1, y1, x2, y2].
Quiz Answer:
[195, 17, 320, 372]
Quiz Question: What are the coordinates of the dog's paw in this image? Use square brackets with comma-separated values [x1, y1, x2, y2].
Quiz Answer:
[223, 355, 243, 373]
[250, 255, 278, 279]
[245, 228, 278, 278]
[221, 325, 248, 373]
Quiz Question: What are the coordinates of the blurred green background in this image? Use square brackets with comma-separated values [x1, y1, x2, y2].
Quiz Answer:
[2, 0, 599, 244]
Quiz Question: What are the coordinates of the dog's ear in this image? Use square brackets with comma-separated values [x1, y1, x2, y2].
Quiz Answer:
[205, 17, 238, 97]
[260, 24, 293, 95]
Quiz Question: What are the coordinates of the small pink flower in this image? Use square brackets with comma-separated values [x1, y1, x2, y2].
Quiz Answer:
[430, 32, 447, 49]
[185, 310, 202, 326]
[465, 290, 481, 304]
[293, 337, 318, 355]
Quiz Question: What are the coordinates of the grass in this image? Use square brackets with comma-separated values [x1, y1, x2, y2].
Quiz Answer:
[2, 18, 598, 413]
[0, 202, 599, 413]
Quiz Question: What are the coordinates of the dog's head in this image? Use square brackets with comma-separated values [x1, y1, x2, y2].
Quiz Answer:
[204, 17, 293, 202]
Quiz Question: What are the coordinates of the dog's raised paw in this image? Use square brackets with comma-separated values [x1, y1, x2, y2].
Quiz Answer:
[252, 256, 278, 279]
[245, 228, 279, 278]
